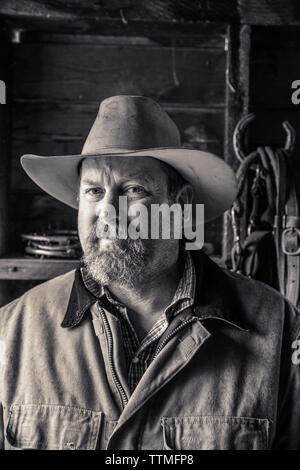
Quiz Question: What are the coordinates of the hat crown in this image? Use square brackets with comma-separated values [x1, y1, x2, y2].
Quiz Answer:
[81, 95, 181, 154]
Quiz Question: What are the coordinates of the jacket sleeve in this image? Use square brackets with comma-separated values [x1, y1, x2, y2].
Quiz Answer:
[272, 300, 300, 449]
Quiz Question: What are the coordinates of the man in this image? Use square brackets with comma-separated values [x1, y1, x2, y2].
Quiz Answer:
[0, 95, 300, 450]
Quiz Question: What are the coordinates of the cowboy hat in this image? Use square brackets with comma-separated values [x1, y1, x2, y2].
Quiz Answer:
[21, 95, 237, 221]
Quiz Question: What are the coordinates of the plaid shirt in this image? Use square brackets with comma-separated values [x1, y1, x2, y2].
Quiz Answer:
[81, 250, 196, 393]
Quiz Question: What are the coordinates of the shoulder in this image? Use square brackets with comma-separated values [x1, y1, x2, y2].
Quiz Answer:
[220, 262, 300, 337]
[0, 270, 76, 333]
[197, 252, 300, 336]
[199, 251, 285, 305]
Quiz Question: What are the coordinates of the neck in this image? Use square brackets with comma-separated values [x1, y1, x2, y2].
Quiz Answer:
[107, 246, 183, 322]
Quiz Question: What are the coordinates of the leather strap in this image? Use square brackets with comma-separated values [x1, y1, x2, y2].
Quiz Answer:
[231, 144, 300, 309]
[281, 150, 300, 307]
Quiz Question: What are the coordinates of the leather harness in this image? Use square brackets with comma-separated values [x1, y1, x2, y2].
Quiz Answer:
[230, 114, 300, 309]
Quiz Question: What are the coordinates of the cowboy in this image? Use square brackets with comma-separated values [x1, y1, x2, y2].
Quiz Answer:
[0, 95, 300, 450]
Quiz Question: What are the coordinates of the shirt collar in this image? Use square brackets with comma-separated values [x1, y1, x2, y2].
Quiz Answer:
[61, 250, 249, 332]
[164, 250, 195, 319]
[79, 248, 195, 317]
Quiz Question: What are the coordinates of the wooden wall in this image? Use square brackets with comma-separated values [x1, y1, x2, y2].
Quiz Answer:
[2, 28, 228, 304]
[10, 31, 227, 249]
[3, 21, 300, 305]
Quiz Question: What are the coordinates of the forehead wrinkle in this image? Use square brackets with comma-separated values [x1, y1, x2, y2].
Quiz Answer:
[80, 156, 167, 190]
[101, 163, 114, 184]
[119, 172, 155, 184]
[81, 160, 114, 185]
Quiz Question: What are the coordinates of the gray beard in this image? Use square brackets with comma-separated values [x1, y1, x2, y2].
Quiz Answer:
[81, 229, 152, 288]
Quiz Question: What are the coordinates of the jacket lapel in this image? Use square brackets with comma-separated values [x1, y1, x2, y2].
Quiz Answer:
[108, 251, 250, 445]
[108, 313, 211, 447]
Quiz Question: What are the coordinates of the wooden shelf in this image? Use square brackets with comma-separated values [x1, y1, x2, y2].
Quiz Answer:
[0, 255, 223, 281]
[0, 256, 79, 280]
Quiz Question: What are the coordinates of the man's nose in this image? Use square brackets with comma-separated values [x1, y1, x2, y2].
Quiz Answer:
[97, 189, 120, 220]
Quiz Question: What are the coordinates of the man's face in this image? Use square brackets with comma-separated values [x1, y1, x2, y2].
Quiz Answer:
[78, 156, 179, 286]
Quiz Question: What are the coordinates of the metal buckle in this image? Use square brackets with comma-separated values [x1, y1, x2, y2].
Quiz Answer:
[281, 227, 300, 255]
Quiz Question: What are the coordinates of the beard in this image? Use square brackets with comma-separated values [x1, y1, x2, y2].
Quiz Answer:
[81, 225, 152, 288]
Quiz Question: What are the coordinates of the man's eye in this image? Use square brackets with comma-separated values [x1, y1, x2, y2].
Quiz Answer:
[125, 186, 146, 195]
[85, 188, 104, 196]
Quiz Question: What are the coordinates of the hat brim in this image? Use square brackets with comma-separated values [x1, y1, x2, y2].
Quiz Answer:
[21, 147, 237, 222]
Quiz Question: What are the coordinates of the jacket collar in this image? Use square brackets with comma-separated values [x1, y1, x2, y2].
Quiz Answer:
[61, 251, 249, 331]
[61, 264, 97, 328]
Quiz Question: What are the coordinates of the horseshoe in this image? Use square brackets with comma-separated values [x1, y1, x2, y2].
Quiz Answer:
[282, 120, 296, 154]
[233, 113, 256, 162]
[233, 115, 296, 162]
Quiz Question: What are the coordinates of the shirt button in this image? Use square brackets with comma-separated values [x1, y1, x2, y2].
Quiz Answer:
[132, 357, 139, 363]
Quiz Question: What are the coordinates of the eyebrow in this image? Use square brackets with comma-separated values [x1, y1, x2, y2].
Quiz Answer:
[81, 174, 155, 186]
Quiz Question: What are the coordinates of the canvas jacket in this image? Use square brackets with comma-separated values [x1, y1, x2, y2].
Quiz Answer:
[0, 251, 300, 450]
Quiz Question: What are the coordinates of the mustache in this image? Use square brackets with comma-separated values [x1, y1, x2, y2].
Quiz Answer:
[85, 225, 140, 252]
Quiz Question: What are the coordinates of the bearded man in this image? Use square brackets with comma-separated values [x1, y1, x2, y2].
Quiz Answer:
[0, 95, 299, 450]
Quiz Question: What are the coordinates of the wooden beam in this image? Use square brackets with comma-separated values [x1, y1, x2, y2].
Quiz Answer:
[11, 42, 226, 106]
[238, 0, 300, 26]
[0, 1, 239, 36]
[0, 0, 238, 25]
[0, 0, 300, 28]
[2, 1, 299, 28]
[14, 30, 227, 47]
[3, 19, 231, 38]
[0, 257, 79, 280]
[0, 31, 11, 257]
[222, 24, 251, 266]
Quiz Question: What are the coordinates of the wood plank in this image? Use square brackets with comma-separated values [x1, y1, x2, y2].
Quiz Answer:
[0, 1, 238, 28]
[12, 43, 226, 106]
[0, 33, 11, 257]
[223, 24, 251, 265]
[239, 0, 299, 26]
[224, 24, 251, 172]
[0, 257, 79, 280]
[2, 0, 300, 30]
[2, 0, 300, 29]
[0, 33, 12, 306]
[4, 18, 232, 38]
[16, 31, 227, 49]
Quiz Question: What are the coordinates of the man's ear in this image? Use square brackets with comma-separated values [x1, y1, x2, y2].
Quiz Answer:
[175, 184, 194, 208]
[76, 182, 80, 204]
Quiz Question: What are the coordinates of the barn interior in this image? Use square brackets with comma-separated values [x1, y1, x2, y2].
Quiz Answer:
[0, 0, 300, 306]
